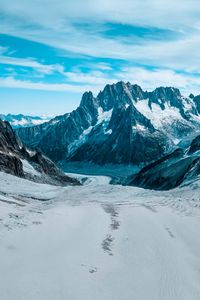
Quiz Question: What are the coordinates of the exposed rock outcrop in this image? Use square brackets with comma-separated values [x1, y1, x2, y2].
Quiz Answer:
[0, 119, 80, 186]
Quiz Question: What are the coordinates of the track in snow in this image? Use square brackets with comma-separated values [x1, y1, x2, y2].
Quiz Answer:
[0, 172, 200, 300]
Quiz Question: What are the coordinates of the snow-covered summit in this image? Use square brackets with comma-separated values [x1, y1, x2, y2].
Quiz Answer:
[0, 114, 50, 128]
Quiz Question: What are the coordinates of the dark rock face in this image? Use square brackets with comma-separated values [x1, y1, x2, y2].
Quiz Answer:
[0, 120, 20, 153]
[0, 119, 80, 186]
[29, 152, 79, 185]
[0, 153, 24, 177]
[0, 119, 23, 176]
[125, 136, 200, 190]
[70, 105, 166, 165]
[188, 135, 200, 154]
[148, 87, 182, 109]
[193, 95, 200, 114]
[16, 82, 200, 167]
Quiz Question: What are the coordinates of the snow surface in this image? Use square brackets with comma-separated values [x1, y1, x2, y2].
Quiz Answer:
[0, 171, 200, 300]
[21, 159, 41, 177]
[135, 100, 185, 129]
[133, 123, 147, 131]
[97, 107, 113, 124]
[106, 129, 112, 134]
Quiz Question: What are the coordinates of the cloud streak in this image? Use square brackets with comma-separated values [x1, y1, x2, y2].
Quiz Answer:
[0, 0, 200, 104]
[0, 76, 104, 93]
[0, 55, 62, 74]
[1, 5, 200, 74]
[1, 67, 200, 97]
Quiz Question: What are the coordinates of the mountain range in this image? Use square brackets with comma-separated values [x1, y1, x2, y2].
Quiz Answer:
[16, 81, 200, 169]
[0, 114, 50, 128]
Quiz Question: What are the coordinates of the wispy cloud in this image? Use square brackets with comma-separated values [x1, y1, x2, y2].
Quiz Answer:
[118, 67, 200, 95]
[0, 0, 200, 110]
[1, 67, 200, 97]
[0, 1, 198, 57]
[0, 76, 103, 93]
[0, 55, 62, 75]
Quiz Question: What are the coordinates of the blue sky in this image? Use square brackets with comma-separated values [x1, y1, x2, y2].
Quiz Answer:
[0, 0, 200, 116]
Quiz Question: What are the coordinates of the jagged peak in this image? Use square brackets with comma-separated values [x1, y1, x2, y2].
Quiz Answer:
[99, 81, 126, 94]
[147, 86, 184, 111]
[189, 93, 195, 99]
[97, 81, 136, 111]
[80, 91, 94, 103]
[79, 91, 99, 123]
[152, 86, 182, 97]
[79, 91, 98, 109]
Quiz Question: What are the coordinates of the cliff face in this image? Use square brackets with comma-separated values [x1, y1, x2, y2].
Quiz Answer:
[125, 134, 200, 190]
[0, 119, 80, 186]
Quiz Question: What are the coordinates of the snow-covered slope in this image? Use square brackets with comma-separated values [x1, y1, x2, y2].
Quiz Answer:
[0, 171, 200, 300]
[16, 82, 200, 167]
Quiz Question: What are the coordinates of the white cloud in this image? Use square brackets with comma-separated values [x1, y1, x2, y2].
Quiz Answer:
[0, 55, 63, 75]
[0, 76, 103, 93]
[1, 0, 200, 30]
[1, 0, 200, 94]
[1, 66, 200, 97]
[117, 67, 200, 95]
[62, 70, 118, 85]
[1, 7, 200, 75]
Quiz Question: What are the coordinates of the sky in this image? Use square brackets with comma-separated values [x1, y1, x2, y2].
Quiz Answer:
[1, 0, 200, 116]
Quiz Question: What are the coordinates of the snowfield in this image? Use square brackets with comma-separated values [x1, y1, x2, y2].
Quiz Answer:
[0, 172, 200, 300]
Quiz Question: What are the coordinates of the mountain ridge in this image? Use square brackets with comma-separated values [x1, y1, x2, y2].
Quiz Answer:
[16, 81, 200, 168]
[124, 133, 200, 190]
[0, 119, 80, 186]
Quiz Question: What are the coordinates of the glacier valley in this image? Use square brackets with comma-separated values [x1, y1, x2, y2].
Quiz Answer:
[0, 171, 200, 300]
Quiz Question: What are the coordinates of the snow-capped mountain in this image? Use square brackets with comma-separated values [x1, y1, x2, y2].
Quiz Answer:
[0, 119, 79, 186]
[16, 81, 200, 167]
[0, 114, 50, 128]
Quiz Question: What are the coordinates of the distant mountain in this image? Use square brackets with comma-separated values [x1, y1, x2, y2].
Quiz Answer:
[16, 81, 200, 167]
[0, 114, 50, 128]
[0, 119, 79, 186]
[125, 134, 200, 190]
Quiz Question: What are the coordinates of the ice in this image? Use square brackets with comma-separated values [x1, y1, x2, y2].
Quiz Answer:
[97, 107, 113, 124]
[106, 129, 112, 134]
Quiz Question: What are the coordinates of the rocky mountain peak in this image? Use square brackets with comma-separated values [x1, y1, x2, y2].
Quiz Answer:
[128, 84, 146, 101]
[97, 82, 121, 111]
[148, 86, 182, 109]
[189, 93, 195, 99]
[15, 82, 200, 168]
[98, 81, 136, 111]
[80, 91, 95, 107]
[79, 91, 99, 122]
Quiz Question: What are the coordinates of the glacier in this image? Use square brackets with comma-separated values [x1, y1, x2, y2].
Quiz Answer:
[0, 171, 200, 300]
